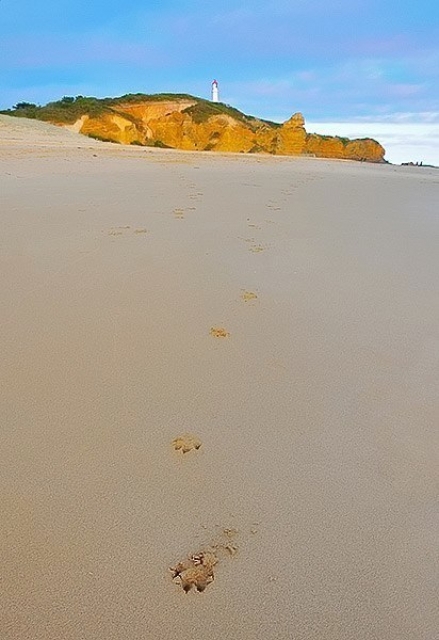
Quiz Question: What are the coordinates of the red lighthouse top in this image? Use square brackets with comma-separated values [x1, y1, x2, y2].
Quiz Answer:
[212, 79, 218, 86]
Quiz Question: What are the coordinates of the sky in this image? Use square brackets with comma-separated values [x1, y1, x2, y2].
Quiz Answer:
[1, 0, 439, 164]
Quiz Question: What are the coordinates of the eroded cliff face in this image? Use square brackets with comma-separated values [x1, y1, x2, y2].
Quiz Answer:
[305, 133, 385, 162]
[62, 98, 385, 162]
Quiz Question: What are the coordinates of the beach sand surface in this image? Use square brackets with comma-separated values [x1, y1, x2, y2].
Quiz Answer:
[1, 115, 438, 639]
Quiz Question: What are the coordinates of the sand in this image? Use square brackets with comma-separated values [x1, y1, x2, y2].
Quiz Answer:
[1, 115, 438, 639]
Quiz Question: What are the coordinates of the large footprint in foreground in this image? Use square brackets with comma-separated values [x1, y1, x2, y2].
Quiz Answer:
[170, 529, 239, 593]
[170, 551, 218, 593]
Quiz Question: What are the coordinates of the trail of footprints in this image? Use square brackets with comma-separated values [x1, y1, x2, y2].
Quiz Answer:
[168, 270, 260, 594]
[106, 174, 298, 595]
[103, 173, 302, 594]
[169, 179, 264, 593]
[167, 174, 313, 593]
[169, 282, 257, 592]
[172, 170, 203, 219]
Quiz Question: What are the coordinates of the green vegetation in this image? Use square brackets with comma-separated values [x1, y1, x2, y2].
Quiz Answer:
[182, 99, 254, 125]
[307, 133, 350, 146]
[1, 93, 275, 130]
[0, 93, 283, 134]
[181, 99, 280, 129]
[247, 114, 281, 129]
[13, 102, 37, 110]
[306, 132, 380, 147]
[1, 95, 111, 123]
[107, 92, 197, 104]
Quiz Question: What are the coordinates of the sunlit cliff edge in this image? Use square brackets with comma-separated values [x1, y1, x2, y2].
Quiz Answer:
[1, 94, 386, 162]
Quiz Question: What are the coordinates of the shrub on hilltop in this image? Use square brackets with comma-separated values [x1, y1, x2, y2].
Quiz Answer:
[2, 95, 112, 123]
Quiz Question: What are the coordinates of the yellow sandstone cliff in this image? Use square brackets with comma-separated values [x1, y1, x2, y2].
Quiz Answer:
[9, 95, 384, 162]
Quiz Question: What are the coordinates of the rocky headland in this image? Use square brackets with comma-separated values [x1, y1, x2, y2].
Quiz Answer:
[2, 94, 385, 162]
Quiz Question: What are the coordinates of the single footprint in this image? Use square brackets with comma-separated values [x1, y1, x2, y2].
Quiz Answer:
[241, 291, 258, 303]
[170, 527, 240, 593]
[210, 327, 230, 338]
[170, 551, 218, 593]
[172, 434, 202, 453]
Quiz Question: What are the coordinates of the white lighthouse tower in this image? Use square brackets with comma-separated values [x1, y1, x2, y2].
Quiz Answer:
[211, 79, 219, 103]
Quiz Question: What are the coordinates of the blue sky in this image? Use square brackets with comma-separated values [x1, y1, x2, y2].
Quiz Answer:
[1, 0, 439, 163]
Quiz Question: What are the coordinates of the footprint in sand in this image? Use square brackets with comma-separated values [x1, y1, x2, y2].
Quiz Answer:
[210, 327, 230, 338]
[172, 434, 202, 453]
[170, 551, 217, 593]
[170, 529, 239, 593]
[241, 291, 258, 303]
[249, 244, 265, 253]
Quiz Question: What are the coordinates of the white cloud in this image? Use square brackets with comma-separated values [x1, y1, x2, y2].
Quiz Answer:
[354, 111, 439, 124]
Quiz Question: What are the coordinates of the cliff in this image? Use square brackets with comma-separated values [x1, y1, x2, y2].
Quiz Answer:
[2, 94, 386, 162]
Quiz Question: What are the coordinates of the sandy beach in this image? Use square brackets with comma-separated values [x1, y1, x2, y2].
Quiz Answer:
[1, 114, 438, 639]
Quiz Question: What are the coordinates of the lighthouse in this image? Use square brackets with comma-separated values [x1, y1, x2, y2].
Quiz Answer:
[211, 79, 219, 103]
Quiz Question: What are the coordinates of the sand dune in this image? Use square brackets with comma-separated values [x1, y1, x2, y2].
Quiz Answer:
[0, 114, 103, 147]
[1, 116, 438, 640]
